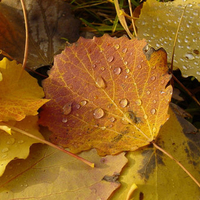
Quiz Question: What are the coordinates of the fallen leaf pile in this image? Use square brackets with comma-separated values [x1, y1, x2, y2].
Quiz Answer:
[0, 0, 200, 199]
[39, 34, 173, 155]
[0, 58, 48, 176]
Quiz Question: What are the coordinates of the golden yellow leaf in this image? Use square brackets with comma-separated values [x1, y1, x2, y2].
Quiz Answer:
[0, 116, 44, 176]
[0, 58, 48, 121]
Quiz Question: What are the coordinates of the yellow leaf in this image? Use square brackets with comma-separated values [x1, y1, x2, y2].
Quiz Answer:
[0, 140, 127, 199]
[0, 125, 11, 135]
[0, 58, 49, 122]
[0, 116, 44, 176]
[111, 107, 200, 199]
[136, 0, 200, 80]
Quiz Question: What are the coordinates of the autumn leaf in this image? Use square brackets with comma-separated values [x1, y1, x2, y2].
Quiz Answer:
[0, 0, 80, 69]
[39, 34, 172, 155]
[135, 0, 200, 80]
[0, 140, 127, 199]
[0, 116, 44, 176]
[0, 58, 48, 121]
[111, 107, 200, 200]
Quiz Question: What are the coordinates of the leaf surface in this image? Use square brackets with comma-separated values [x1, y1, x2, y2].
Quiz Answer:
[0, 140, 127, 200]
[0, 116, 44, 176]
[136, 0, 200, 80]
[0, 58, 48, 121]
[0, 0, 80, 69]
[39, 35, 172, 155]
[111, 107, 200, 200]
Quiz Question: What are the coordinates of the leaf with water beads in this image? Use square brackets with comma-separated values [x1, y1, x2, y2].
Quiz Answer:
[39, 34, 172, 155]
[135, 0, 200, 80]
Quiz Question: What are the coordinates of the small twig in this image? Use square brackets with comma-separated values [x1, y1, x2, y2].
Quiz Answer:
[8, 125, 94, 168]
[20, 0, 29, 71]
[128, 0, 137, 37]
[170, 6, 185, 76]
[152, 142, 200, 188]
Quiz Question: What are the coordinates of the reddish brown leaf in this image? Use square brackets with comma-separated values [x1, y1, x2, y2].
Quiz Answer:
[39, 35, 172, 155]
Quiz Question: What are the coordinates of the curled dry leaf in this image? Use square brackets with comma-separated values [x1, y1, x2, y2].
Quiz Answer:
[39, 34, 172, 155]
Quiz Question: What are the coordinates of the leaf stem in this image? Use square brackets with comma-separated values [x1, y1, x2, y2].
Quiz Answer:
[8, 125, 95, 168]
[152, 141, 200, 188]
[20, 0, 29, 71]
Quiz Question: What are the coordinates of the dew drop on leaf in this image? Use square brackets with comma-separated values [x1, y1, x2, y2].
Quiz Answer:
[151, 76, 156, 81]
[146, 91, 151, 95]
[95, 77, 106, 89]
[93, 108, 105, 119]
[2, 154, 7, 158]
[125, 68, 130, 73]
[107, 56, 114, 63]
[114, 44, 120, 49]
[80, 100, 88, 106]
[110, 117, 116, 122]
[135, 99, 142, 106]
[18, 140, 24, 144]
[6, 138, 15, 145]
[62, 118, 68, 123]
[75, 104, 81, 109]
[63, 102, 72, 115]
[153, 100, 157, 103]
[137, 65, 142, 69]
[185, 53, 195, 60]
[144, 114, 148, 119]
[122, 48, 128, 53]
[119, 98, 129, 108]
[113, 67, 122, 75]
[151, 108, 156, 115]
[1, 147, 9, 153]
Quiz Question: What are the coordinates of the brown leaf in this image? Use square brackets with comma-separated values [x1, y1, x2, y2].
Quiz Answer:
[39, 35, 172, 155]
[0, 0, 80, 69]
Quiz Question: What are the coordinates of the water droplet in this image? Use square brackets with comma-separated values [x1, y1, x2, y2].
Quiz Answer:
[107, 56, 114, 63]
[119, 98, 129, 107]
[2, 154, 7, 158]
[146, 91, 151, 95]
[152, 66, 156, 70]
[113, 67, 122, 75]
[160, 80, 165, 84]
[100, 126, 106, 130]
[144, 115, 148, 119]
[152, 127, 156, 133]
[101, 67, 105, 71]
[125, 68, 130, 73]
[6, 138, 15, 145]
[160, 90, 165, 94]
[151, 109, 156, 115]
[95, 77, 106, 89]
[124, 61, 128, 65]
[185, 53, 195, 60]
[1, 147, 9, 153]
[62, 118, 68, 123]
[137, 65, 142, 69]
[153, 100, 157, 103]
[80, 100, 87, 106]
[196, 71, 200, 75]
[135, 99, 142, 106]
[76, 104, 81, 109]
[63, 102, 72, 115]
[121, 118, 129, 125]
[151, 76, 156, 81]
[114, 44, 120, 49]
[93, 108, 105, 119]
[17, 140, 24, 144]
[122, 48, 128, 53]
[110, 117, 116, 122]
[92, 64, 97, 68]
